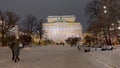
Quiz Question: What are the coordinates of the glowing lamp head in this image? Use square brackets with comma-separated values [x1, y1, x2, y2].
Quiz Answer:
[16, 36, 19, 40]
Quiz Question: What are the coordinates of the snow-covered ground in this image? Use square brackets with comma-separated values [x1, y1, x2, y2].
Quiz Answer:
[0, 45, 115, 68]
[88, 47, 120, 68]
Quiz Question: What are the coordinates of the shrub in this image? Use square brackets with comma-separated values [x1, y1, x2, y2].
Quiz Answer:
[65, 37, 81, 46]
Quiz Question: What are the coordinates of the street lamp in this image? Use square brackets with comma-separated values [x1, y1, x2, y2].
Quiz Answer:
[117, 20, 120, 30]
[118, 21, 120, 24]
[37, 31, 39, 34]
[112, 23, 114, 26]
[104, 10, 107, 14]
[117, 21, 120, 44]
[103, 6, 107, 9]
[118, 27, 120, 30]
[103, 5, 107, 14]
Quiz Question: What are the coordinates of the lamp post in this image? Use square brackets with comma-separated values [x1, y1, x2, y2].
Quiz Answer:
[118, 26, 120, 38]
[103, 5, 112, 45]
[117, 21, 120, 44]
[37, 31, 40, 44]
[103, 5, 110, 45]
[103, 5, 107, 14]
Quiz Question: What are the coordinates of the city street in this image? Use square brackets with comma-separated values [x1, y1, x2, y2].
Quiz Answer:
[0, 45, 112, 68]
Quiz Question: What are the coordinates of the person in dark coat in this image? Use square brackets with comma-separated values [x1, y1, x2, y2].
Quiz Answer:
[9, 42, 15, 60]
[9, 39, 20, 63]
[77, 45, 81, 51]
[13, 40, 20, 62]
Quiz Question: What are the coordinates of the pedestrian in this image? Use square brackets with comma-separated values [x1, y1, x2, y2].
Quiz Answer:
[13, 39, 20, 63]
[9, 36, 21, 63]
[63, 43, 64, 46]
[77, 42, 81, 51]
[9, 41, 15, 61]
[77, 45, 81, 51]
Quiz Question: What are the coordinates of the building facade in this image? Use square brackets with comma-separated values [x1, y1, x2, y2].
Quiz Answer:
[43, 15, 83, 43]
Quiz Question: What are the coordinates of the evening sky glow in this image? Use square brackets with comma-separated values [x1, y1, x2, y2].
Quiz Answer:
[0, 0, 91, 31]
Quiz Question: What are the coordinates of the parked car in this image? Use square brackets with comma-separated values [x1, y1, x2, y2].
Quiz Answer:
[106, 46, 113, 50]
[101, 46, 113, 51]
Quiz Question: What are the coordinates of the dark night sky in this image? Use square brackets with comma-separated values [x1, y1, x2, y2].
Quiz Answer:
[0, 0, 91, 31]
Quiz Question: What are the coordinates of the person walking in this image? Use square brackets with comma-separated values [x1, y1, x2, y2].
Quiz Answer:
[12, 39, 20, 63]
[9, 41, 15, 61]
[77, 45, 81, 51]
[9, 36, 21, 63]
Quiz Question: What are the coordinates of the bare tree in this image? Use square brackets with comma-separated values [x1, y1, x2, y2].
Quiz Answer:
[85, 0, 120, 45]
[0, 10, 5, 46]
[0, 10, 19, 46]
[36, 19, 44, 44]
[87, 21, 101, 45]
[22, 14, 37, 35]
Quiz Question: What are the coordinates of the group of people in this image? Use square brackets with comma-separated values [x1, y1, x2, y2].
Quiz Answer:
[56, 42, 64, 46]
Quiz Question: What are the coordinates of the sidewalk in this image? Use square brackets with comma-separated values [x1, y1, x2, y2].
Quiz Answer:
[87, 49, 120, 68]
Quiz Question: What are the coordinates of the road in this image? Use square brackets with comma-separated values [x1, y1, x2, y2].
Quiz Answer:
[0, 46, 111, 68]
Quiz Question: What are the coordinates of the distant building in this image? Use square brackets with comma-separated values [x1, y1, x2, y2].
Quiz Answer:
[43, 15, 83, 43]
